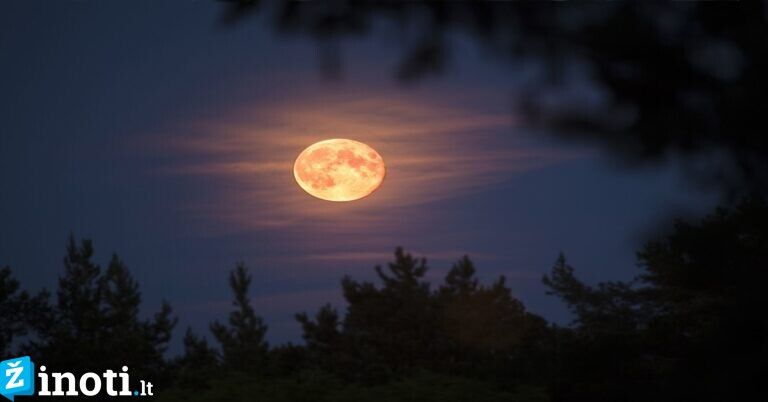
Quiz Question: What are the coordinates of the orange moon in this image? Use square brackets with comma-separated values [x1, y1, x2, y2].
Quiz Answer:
[293, 139, 386, 202]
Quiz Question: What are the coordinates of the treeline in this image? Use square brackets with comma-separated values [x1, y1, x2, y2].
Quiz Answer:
[1, 239, 176, 387]
[2, 197, 766, 401]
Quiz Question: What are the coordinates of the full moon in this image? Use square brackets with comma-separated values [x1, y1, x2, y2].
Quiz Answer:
[293, 139, 386, 202]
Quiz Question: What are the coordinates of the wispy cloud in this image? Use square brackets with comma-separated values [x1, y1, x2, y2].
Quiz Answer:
[134, 84, 585, 274]
[148, 87, 572, 237]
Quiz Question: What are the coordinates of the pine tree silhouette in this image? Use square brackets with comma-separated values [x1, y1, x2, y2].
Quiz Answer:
[210, 262, 269, 373]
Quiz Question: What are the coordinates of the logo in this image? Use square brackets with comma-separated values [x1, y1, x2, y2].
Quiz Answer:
[0, 356, 154, 400]
[1, 356, 34, 401]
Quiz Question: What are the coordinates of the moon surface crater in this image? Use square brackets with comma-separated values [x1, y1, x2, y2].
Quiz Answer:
[293, 139, 386, 202]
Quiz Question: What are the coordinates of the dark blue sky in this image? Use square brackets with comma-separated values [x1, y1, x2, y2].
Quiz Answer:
[0, 2, 717, 354]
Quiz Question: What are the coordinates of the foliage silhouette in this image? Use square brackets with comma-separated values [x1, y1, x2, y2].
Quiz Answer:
[287, 247, 550, 392]
[13, 235, 178, 397]
[295, 303, 341, 373]
[0, 266, 48, 356]
[1, 198, 766, 400]
[210, 262, 269, 373]
[543, 196, 768, 401]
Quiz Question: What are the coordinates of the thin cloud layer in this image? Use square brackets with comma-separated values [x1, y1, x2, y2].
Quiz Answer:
[152, 88, 572, 243]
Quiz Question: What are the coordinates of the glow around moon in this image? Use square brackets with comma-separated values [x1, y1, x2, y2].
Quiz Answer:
[293, 139, 386, 202]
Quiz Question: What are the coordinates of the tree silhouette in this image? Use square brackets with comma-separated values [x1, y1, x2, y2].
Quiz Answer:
[543, 254, 650, 401]
[341, 247, 436, 378]
[210, 262, 269, 373]
[295, 303, 341, 373]
[55, 236, 103, 344]
[174, 327, 219, 389]
[30, 235, 177, 380]
[293, 247, 551, 389]
[0, 266, 48, 356]
[439, 256, 479, 298]
[637, 196, 767, 401]
[1, 205, 764, 402]
[543, 253, 643, 335]
[437, 256, 550, 384]
[0, 266, 23, 355]
[543, 196, 768, 401]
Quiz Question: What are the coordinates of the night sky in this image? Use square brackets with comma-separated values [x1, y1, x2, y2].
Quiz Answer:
[0, 2, 718, 354]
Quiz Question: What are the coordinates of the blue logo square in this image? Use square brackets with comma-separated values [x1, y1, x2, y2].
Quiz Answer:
[0, 356, 34, 401]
